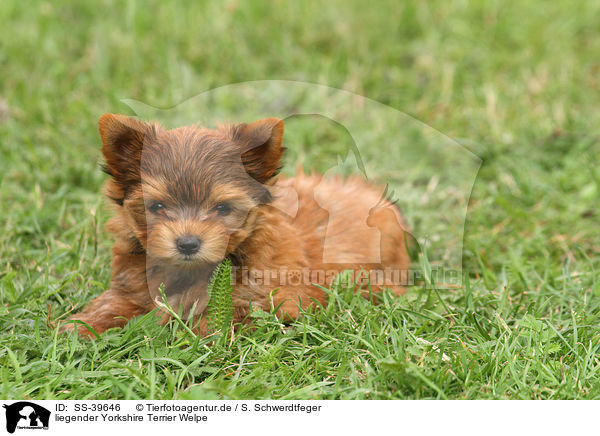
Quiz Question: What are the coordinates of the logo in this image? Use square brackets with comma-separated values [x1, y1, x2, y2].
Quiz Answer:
[2, 402, 50, 434]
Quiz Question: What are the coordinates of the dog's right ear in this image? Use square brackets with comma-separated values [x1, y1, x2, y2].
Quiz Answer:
[98, 113, 153, 183]
[99, 113, 154, 205]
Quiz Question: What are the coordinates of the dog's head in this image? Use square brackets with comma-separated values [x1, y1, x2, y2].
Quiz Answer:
[99, 113, 284, 268]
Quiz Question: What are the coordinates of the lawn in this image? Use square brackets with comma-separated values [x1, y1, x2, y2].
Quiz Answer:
[1, 0, 599, 399]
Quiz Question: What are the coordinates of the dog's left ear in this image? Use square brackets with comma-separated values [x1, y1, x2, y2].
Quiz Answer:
[235, 118, 285, 183]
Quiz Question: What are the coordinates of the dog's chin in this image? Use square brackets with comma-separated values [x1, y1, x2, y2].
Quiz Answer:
[146, 242, 229, 269]
[145, 251, 215, 269]
[171, 254, 223, 269]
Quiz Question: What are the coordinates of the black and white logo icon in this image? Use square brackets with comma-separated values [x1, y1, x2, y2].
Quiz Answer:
[2, 402, 50, 434]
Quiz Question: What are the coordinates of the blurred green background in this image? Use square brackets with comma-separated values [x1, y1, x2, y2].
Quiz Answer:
[1, 1, 599, 399]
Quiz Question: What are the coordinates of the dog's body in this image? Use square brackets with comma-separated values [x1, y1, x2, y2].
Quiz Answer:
[63, 114, 409, 336]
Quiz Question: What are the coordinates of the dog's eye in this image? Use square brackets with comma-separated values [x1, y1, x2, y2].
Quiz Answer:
[149, 202, 166, 214]
[214, 203, 232, 216]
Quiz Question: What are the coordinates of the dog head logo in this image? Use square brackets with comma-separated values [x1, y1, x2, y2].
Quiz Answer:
[120, 81, 481, 320]
[2, 402, 50, 433]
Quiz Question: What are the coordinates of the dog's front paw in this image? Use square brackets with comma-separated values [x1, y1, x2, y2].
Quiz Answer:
[58, 319, 100, 339]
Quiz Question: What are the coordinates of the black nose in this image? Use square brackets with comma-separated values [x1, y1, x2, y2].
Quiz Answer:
[176, 236, 201, 255]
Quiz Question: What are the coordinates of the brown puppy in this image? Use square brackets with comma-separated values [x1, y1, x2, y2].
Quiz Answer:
[62, 114, 409, 337]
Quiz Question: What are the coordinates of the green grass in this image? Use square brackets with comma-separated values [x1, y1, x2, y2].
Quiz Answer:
[1, 0, 600, 399]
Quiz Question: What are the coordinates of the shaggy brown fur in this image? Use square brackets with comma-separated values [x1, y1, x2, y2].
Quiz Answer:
[61, 114, 410, 337]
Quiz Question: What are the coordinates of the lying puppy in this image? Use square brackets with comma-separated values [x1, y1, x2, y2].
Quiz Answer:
[62, 114, 409, 336]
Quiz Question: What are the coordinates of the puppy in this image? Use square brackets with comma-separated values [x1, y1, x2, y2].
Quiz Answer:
[61, 114, 409, 336]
